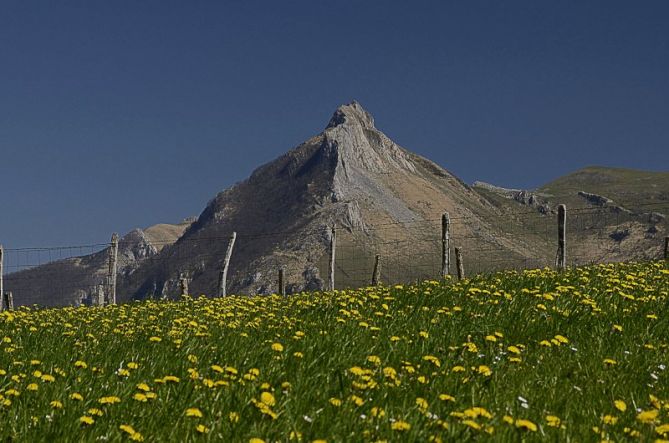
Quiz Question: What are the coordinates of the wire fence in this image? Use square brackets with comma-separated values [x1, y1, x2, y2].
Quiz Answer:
[1, 202, 667, 308]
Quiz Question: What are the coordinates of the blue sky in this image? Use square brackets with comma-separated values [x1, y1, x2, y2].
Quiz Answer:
[1, 1, 668, 247]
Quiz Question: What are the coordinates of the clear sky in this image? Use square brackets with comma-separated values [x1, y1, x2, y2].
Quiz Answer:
[1, 1, 668, 248]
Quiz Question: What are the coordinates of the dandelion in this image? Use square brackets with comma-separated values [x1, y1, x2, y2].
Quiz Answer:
[329, 398, 342, 407]
[271, 342, 284, 352]
[478, 365, 492, 376]
[119, 424, 144, 441]
[602, 415, 618, 425]
[50, 400, 63, 409]
[515, 419, 538, 432]
[229, 412, 240, 423]
[546, 415, 561, 427]
[391, 420, 411, 431]
[136, 383, 151, 392]
[195, 424, 209, 434]
[416, 397, 428, 411]
[614, 400, 627, 412]
[186, 408, 203, 418]
[79, 416, 94, 425]
[637, 409, 659, 424]
[260, 392, 276, 407]
[508, 345, 521, 354]
[99, 396, 121, 405]
[70, 392, 84, 401]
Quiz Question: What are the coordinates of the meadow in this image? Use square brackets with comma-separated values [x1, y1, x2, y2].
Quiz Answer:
[1, 261, 668, 442]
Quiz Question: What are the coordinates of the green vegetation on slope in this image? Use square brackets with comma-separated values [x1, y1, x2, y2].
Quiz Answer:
[538, 166, 669, 214]
[0, 261, 668, 441]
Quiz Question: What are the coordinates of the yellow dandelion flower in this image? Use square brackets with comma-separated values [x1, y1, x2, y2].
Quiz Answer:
[186, 408, 203, 418]
[271, 342, 284, 352]
[196, 424, 209, 434]
[546, 415, 561, 427]
[79, 415, 95, 425]
[416, 397, 428, 411]
[637, 409, 659, 424]
[391, 420, 411, 431]
[614, 400, 627, 412]
[260, 392, 276, 407]
[136, 383, 151, 392]
[515, 419, 538, 432]
[50, 400, 63, 409]
[133, 393, 148, 402]
[70, 392, 84, 401]
[98, 396, 121, 405]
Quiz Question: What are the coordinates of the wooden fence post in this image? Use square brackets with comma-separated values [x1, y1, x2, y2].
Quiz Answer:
[96, 284, 105, 307]
[0, 244, 3, 312]
[441, 212, 450, 278]
[108, 233, 119, 305]
[556, 204, 567, 271]
[278, 268, 285, 296]
[455, 247, 465, 280]
[664, 237, 669, 260]
[179, 273, 189, 297]
[371, 255, 381, 286]
[218, 232, 237, 297]
[328, 226, 336, 291]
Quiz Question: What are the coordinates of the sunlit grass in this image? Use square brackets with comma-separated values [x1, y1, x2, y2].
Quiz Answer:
[1, 261, 668, 441]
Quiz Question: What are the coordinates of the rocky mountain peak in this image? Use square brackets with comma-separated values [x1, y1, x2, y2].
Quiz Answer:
[325, 100, 375, 130]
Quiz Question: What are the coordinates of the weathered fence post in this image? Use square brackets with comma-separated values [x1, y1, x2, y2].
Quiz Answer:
[0, 244, 3, 312]
[4, 292, 13, 311]
[179, 273, 189, 297]
[556, 204, 567, 271]
[107, 233, 119, 305]
[96, 284, 105, 306]
[217, 232, 237, 297]
[455, 247, 465, 280]
[441, 212, 450, 278]
[371, 254, 381, 286]
[328, 226, 336, 291]
[278, 268, 285, 296]
[664, 237, 669, 260]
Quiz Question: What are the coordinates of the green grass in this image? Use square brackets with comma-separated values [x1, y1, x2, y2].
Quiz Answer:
[1, 261, 668, 442]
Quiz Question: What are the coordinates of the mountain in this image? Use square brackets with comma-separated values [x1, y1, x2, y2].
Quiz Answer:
[6, 103, 667, 306]
[5, 220, 193, 307]
[118, 101, 536, 300]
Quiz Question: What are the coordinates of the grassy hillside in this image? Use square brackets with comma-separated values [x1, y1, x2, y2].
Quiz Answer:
[1, 261, 668, 441]
[538, 166, 669, 214]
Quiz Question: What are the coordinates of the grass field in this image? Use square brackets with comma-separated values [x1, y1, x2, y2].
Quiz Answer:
[1, 261, 668, 442]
